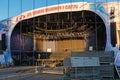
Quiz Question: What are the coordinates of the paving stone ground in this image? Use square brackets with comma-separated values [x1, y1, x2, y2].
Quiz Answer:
[0, 66, 63, 80]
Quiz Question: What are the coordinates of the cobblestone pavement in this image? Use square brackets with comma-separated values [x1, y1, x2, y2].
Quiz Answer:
[0, 66, 63, 80]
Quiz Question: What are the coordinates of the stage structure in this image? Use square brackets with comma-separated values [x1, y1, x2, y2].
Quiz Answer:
[0, 1, 120, 66]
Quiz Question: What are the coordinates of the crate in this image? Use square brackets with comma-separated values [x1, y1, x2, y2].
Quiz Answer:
[63, 51, 119, 80]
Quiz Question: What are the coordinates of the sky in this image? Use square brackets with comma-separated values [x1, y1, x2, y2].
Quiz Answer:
[0, 0, 119, 21]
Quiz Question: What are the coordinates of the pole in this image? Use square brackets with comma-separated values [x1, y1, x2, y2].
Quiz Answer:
[34, 61, 39, 74]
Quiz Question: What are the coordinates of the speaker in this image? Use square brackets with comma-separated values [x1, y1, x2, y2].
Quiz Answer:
[0, 40, 3, 54]
[2, 34, 6, 50]
[110, 22, 117, 47]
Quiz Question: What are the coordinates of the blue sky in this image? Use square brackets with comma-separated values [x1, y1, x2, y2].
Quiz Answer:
[0, 0, 119, 20]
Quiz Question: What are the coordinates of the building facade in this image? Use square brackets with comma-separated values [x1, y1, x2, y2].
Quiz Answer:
[0, 1, 120, 66]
